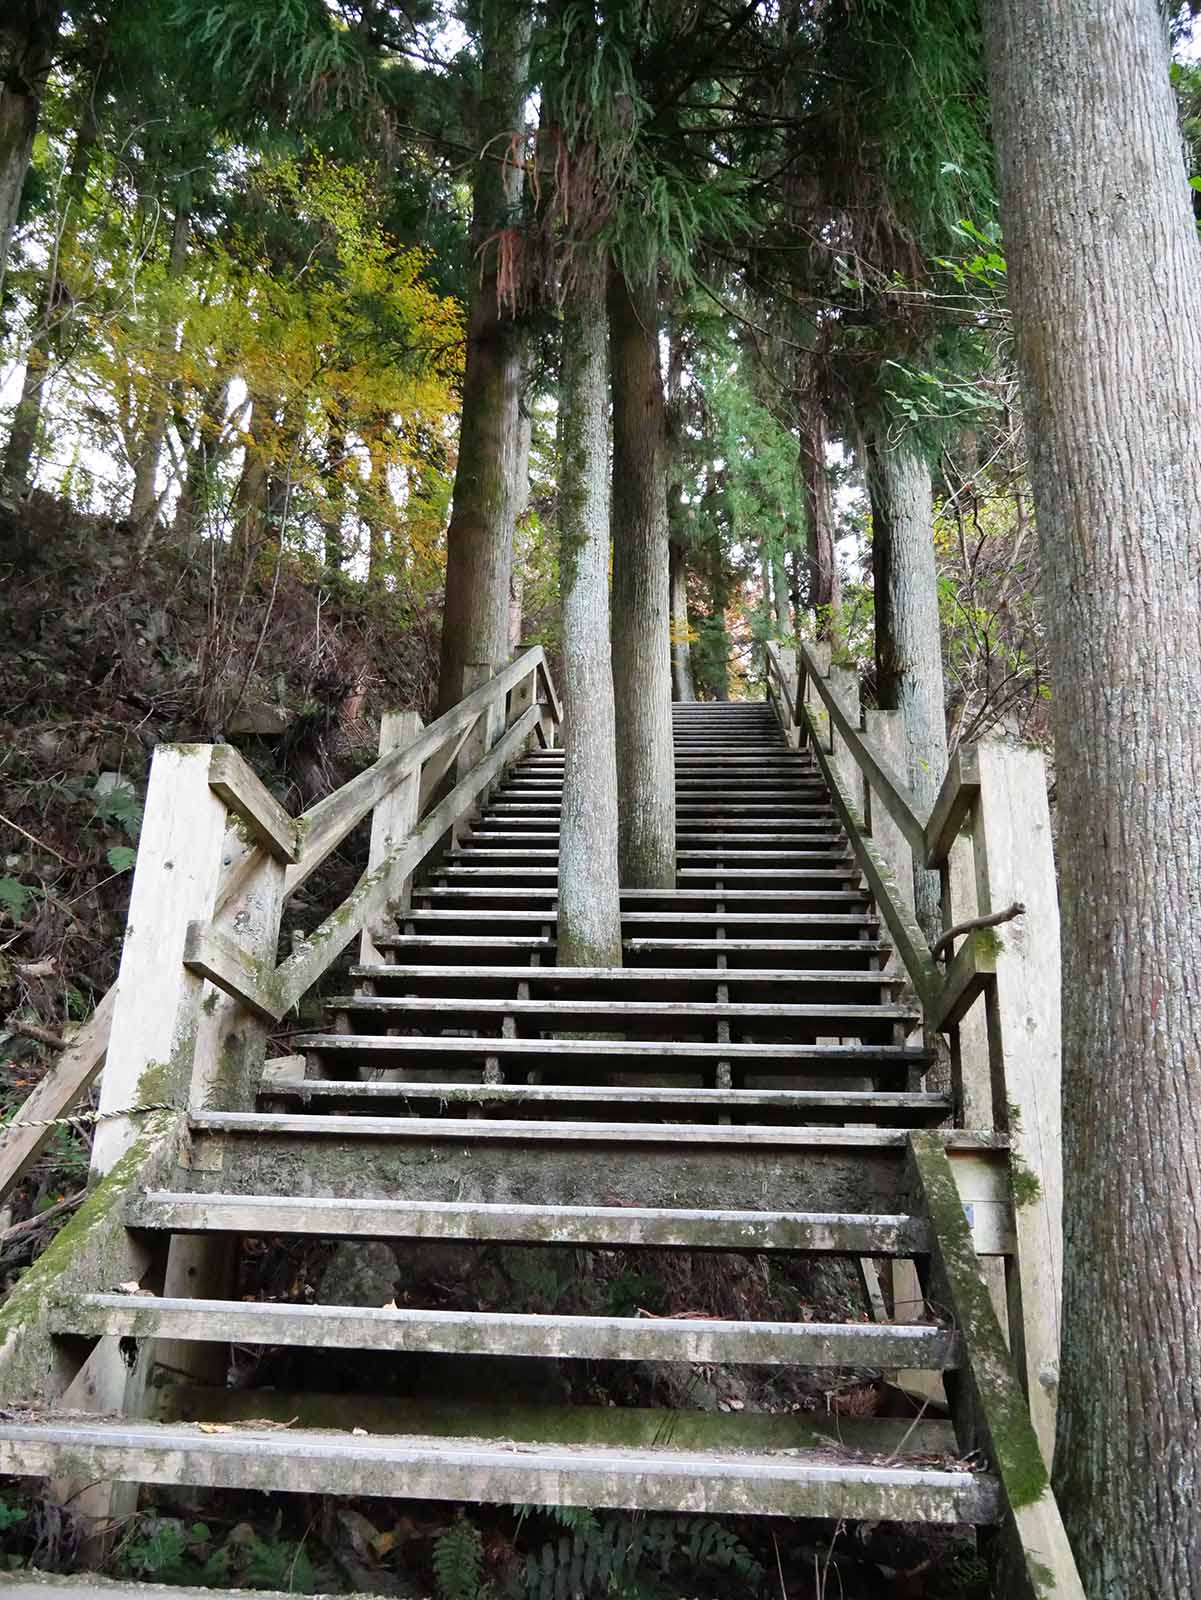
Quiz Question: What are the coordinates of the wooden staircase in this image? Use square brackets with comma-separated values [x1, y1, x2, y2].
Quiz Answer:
[0, 659, 1083, 1596]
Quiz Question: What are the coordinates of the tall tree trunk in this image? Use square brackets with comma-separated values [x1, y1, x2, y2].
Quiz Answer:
[131, 202, 190, 535]
[171, 373, 230, 547]
[668, 537, 695, 702]
[0, 4, 58, 308]
[3, 83, 96, 492]
[557, 279, 622, 967]
[509, 358, 534, 650]
[436, 0, 530, 712]
[322, 423, 348, 572]
[664, 321, 695, 702]
[608, 268, 675, 888]
[867, 431, 947, 942]
[983, 4, 1201, 1592]
[796, 385, 840, 635]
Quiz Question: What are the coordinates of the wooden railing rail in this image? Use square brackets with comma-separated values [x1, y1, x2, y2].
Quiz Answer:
[0, 647, 558, 1199]
[766, 638, 1063, 1465]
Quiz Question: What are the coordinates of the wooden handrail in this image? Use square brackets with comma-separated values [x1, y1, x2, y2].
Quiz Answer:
[793, 643, 929, 856]
[184, 704, 543, 1020]
[0, 647, 558, 1202]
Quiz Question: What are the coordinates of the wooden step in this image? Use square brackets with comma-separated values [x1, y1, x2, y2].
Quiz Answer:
[159, 1384, 959, 1456]
[257, 1077, 950, 1126]
[190, 1112, 940, 1149]
[349, 964, 902, 998]
[55, 1294, 961, 1368]
[0, 1419, 1000, 1521]
[288, 1032, 928, 1075]
[126, 1191, 932, 1253]
[323, 994, 918, 1039]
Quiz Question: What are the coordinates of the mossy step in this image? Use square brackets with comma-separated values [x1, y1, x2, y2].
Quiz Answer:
[157, 1385, 957, 1456]
[189, 1111, 941, 1149]
[126, 1191, 932, 1255]
[257, 1077, 950, 1127]
[0, 1419, 1000, 1521]
[55, 1294, 961, 1369]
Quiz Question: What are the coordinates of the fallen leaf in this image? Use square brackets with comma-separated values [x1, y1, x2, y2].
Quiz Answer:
[197, 1423, 233, 1434]
[234, 1416, 298, 1430]
[115, 1281, 154, 1297]
[352, 1426, 369, 1436]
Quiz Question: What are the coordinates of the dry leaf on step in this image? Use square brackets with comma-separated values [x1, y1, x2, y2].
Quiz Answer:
[197, 1423, 233, 1434]
[115, 1281, 154, 1296]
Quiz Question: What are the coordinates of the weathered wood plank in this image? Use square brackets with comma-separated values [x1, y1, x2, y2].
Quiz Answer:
[360, 709, 422, 963]
[909, 1135, 1084, 1598]
[275, 705, 541, 1014]
[206, 746, 298, 863]
[181, 925, 279, 1022]
[801, 709, 943, 1014]
[57, 1294, 961, 1368]
[799, 643, 929, 856]
[926, 928, 996, 1033]
[0, 985, 116, 1201]
[129, 1191, 933, 1255]
[923, 744, 982, 869]
[0, 1419, 1000, 1522]
[285, 647, 547, 895]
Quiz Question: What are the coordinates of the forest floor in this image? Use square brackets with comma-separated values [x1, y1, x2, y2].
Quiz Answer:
[0, 495, 989, 1599]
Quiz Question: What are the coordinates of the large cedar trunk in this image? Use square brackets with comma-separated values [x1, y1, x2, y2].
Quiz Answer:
[556, 279, 622, 968]
[0, 4, 57, 306]
[608, 269, 676, 887]
[668, 537, 695, 702]
[983, 2, 1201, 1591]
[436, 1, 530, 713]
[867, 431, 947, 940]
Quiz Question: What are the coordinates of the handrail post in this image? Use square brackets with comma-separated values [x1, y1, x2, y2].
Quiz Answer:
[970, 743, 1063, 1464]
[360, 709, 424, 965]
[453, 662, 500, 842]
[90, 746, 228, 1176]
[775, 645, 800, 748]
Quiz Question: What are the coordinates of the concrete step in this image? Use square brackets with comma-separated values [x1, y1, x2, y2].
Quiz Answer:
[56, 1294, 960, 1368]
[0, 1419, 1000, 1521]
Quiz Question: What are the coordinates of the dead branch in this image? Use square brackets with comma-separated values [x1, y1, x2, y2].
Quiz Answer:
[931, 901, 1025, 963]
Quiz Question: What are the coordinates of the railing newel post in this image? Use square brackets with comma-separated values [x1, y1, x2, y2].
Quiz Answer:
[361, 709, 424, 966]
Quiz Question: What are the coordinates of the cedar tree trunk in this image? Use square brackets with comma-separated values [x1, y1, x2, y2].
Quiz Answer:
[983, 3, 1201, 1592]
[669, 536, 695, 702]
[557, 277, 622, 967]
[868, 430, 947, 941]
[436, 0, 530, 713]
[608, 269, 676, 887]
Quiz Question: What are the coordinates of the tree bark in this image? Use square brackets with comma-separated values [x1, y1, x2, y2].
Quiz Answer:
[867, 431, 947, 942]
[436, 0, 530, 713]
[796, 383, 840, 635]
[0, 3, 58, 309]
[668, 536, 695, 702]
[608, 269, 676, 888]
[131, 202, 190, 536]
[171, 373, 230, 547]
[3, 80, 96, 493]
[983, 4, 1201, 1593]
[557, 278, 622, 968]
[509, 360, 534, 650]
